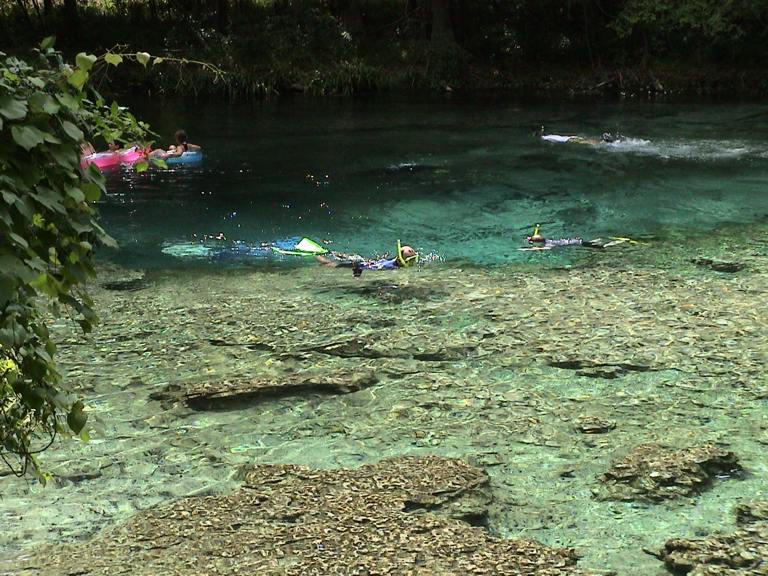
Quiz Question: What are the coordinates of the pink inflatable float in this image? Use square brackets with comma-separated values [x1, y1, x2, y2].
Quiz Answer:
[81, 146, 146, 172]
[119, 146, 145, 165]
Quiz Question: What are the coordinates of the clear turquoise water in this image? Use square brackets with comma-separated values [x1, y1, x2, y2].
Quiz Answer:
[4, 99, 768, 574]
[101, 98, 768, 268]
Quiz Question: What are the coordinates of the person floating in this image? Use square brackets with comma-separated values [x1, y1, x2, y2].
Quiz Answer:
[149, 129, 201, 159]
[540, 126, 623, 146]
[316, 240, 419, 277]
[520, 224, 637, 251]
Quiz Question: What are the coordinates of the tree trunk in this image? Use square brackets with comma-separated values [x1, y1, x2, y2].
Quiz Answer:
[63, 0, 77, 36]
[342, 0, 363, 37]
[217, 0, 229, 33]
[430, 0, 455, 48]
[14, 0, 34, 32]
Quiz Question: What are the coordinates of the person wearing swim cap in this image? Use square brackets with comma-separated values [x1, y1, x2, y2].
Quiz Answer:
[317, 241, 418, 277]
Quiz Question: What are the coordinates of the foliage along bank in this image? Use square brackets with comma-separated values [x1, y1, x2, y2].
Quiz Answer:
[0, 39, 152, 478]
[2, 1, 768, 99]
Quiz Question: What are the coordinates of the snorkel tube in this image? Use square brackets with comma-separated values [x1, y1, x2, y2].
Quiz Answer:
[527, 224, 545, 243]
[396, 240, 418, 268]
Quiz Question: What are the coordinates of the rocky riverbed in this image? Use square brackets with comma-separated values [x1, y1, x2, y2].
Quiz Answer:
[1, 221, 767, 575]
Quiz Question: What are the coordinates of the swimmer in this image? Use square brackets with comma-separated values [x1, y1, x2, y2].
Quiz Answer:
[149, 129, 201, 159]
[540, 127, 623, 146]
[317, 241, 418, 277]
[520, 224, 634, 251]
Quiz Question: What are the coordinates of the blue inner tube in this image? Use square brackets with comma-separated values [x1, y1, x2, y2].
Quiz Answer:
[166, 150, 203, 165]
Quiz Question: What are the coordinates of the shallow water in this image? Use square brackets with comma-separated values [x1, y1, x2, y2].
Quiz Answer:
[3, 99, 768, 575]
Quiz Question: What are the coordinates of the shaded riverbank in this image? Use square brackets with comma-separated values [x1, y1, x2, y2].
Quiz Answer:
[2, 219, 767, 574]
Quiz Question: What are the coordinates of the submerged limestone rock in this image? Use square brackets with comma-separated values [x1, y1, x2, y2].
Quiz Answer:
[657, 502, 768, 575]
[574, 415, 616, 434]
[691, 257, 746, 273]
[10, 456, 600, 576]
[152, 371, 378, 410]
[596, 443, 741, 502]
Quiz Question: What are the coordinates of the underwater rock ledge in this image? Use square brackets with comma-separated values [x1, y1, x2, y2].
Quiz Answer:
[657, 501, 768, 575]
[9, 456, 603, 576]
[596, 443, 741, 503]
[151, 372, 379, 410]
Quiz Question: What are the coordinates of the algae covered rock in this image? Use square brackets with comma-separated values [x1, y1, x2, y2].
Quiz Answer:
[658, 502, 768, 575]
[10, 456, 601, 576]
[574, 415, 616, 434]
[151, 371, 378, 410]
[596, 443, 741, 502]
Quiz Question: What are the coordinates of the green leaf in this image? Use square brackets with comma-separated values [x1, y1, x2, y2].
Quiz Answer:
[56, 92, 80, 111]
[75, 53, 97, 72]
[49, 145, 78, 169]
[0, 95, 27, 120]
[104, 53, 123, 67]
[29, 92, 60, 115]
[60, 120, 84, 142]
[0, 256, 35, 282]
[0, 274, 15, 307]
[82, 182, 101, 203]
[153, 57, 164, 65]
[11, 125, 47, 151]
[67, 400, 87, 434]
[136, 52, 151, 67]
[67, 187, 85, 203]
[40, 36, 56, 51]
[9, 232, 28, 248]
[135, 160, 149, 173]
[67, 69, 88, 91]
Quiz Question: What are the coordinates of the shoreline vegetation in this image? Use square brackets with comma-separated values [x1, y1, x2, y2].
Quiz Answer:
[2, 1, 768, 100]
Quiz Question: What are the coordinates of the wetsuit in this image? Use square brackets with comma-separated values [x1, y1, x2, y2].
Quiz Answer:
[543, 237, 584, 248]
[326, 255, 399, 276]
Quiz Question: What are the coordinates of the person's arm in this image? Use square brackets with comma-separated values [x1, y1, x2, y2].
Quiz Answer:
[165, 145, 184, 158]
[187, 143, 201, 151]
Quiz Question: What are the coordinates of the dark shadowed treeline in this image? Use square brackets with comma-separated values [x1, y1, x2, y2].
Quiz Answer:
[2, 0, 768, 97]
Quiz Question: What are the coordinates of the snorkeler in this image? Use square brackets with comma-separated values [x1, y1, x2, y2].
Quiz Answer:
[540, 127, 623, 146]
[317, 241, 419, 277]
[520, 224, 636, 251]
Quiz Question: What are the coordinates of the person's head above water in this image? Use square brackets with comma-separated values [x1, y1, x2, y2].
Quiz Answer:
[396, 241, 418, 267]
[175, 130, 188, 145]
[602, 132, 623, 143]
[526, 223, 545, 243]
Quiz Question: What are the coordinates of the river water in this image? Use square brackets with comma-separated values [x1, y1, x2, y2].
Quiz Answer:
[2, 98, 768, 575]
[103, 97, 768, 267]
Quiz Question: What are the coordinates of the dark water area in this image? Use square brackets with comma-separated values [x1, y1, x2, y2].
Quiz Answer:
[100, 97, 768, 269]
